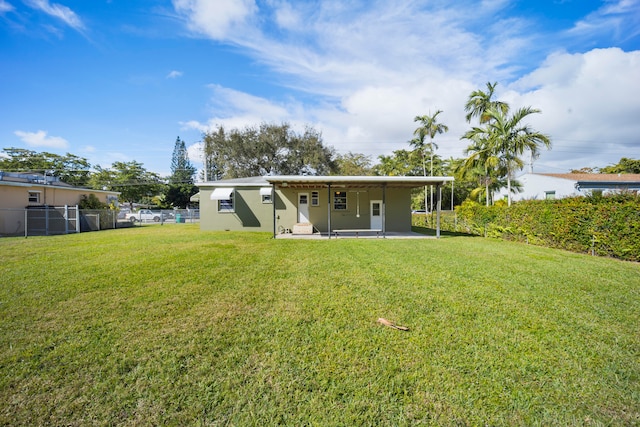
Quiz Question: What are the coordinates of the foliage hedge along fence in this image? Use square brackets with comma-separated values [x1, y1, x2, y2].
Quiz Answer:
[413, 194, 640, 262]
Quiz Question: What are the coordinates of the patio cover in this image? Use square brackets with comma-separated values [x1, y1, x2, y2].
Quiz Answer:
[265, 175, 453, 188]
[265, 175, 454, 239]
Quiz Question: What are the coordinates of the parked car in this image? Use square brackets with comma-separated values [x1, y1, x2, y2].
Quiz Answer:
[125, 209, 167, 222]
[117, 208, 131, 219]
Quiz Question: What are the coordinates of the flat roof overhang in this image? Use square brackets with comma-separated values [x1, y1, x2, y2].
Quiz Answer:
[576, 181, 640, 190]
[265, 175, 454, 189]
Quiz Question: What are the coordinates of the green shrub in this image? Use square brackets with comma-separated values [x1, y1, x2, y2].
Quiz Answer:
[78, 193, 107, 209]
[431, 195, 640, 261]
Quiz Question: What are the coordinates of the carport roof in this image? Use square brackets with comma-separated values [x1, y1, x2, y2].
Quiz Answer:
[265, 175, 454, 189]
[198, 175, 454, 189]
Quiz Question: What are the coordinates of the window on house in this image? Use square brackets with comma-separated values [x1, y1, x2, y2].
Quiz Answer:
[28, 191, 40, 203]
[333, 191, 347, 210]
[311, 191, 319, 206]
[545, 191, 556, 200]
[260, 187, 272, 204]
[218, 192, 234, 212]
[210, 187, 235, 212]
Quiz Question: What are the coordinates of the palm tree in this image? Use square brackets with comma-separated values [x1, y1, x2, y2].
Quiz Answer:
[461, 82, 513, 206]
[464, 81, 509, 124]
[460, 130, 502, 206]
[412, 110, 449, 212]
[481, 106, 551, 206]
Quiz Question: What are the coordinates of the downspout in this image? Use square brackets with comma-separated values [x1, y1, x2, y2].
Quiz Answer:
[272, 183, 276, 239]
[436, 184, 442, 238]
[451, 180, 454, 211]
[382, 184, 386, 238]
[327, 183, 331, 239]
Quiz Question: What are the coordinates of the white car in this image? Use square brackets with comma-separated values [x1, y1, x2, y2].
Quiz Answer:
[125, 209, 166, 222]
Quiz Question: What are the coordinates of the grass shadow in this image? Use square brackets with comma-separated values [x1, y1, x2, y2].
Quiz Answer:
[411, 225, 478, 238]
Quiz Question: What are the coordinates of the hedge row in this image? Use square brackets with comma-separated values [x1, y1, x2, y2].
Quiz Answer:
[413, 195, 640, 262]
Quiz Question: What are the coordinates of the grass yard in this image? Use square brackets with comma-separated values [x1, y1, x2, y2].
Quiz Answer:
[0, 224, 638, 426]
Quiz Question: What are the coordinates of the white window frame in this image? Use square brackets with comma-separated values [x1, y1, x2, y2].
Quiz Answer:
[333, 191, 347, 210]
[259, 187, 272, 204]
[311, 191, 319, 206]
[545, 191, 556, 200]
[218, 192, 234, 212]
[28, 191, 41, 204]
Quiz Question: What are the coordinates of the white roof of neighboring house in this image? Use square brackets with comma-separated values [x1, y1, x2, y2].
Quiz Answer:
[537, 173, 640, 190]
[0, 170, 119, 194]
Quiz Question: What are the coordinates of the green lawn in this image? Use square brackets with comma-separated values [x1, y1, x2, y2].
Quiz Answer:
[1, 224, 638, 426]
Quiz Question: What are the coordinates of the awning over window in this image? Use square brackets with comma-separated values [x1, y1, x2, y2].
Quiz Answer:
[259, 187, 272, 196]
[210, 188, 234, 200]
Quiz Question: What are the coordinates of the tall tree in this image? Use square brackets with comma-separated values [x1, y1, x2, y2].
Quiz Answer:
[464, 82, 509, 124]
[460, 129, 504, 206]
[165, 137, 197, 208]
[0, 147, 91, 187]
[201, 127, 225, 181]
[202, 123, 336, 178]
[468, 106, 551, 206]
[334, 152, 373, 176]
[411, 110, 448, 212]
[169, 137, 196, 184]
[599, 157, 640, 174]
[373, 149, 423, 177]
[461, 83, 511, 205]
[89, 161, 164, 207]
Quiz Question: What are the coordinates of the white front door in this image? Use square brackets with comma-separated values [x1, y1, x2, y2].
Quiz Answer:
[298, 193, 310, 223]
[370, 200, 382, 229]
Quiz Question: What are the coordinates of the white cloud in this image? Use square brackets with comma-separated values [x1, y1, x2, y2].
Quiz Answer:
[0, 0, 14, 14]
[568, 0, 640, 43]
[506, 47, 640, 171]
[272, 0, 301, 30]
[172, 0, 256, 40]
[26, 0, 85, 31]
[174, 1, 640, 172]
[203, 84, 291, 126]
[166, 70, 183, 79]
[186, 141, 204, 164]
[14, 130, 69, 149]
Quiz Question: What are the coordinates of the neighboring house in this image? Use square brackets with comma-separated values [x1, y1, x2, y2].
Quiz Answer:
[197, 175, 454, 238]
[495, 173, 640, 202]
[0, 171, 119, 235]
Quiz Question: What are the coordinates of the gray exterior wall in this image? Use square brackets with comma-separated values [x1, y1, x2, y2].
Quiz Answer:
[277, 186, 412, 233]
[199, 186, 274, 232]
[199, 183, 414, 233]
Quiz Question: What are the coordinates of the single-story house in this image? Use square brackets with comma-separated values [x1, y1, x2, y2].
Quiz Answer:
[197, 175, 454, 238]
[495, 173, 640, 202]
[0, 171, 120, 236]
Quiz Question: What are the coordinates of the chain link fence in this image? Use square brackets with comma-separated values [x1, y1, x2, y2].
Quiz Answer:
[0, 207, 199, 237]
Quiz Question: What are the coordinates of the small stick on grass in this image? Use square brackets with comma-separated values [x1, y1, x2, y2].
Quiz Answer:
[377, 317, 409, 331]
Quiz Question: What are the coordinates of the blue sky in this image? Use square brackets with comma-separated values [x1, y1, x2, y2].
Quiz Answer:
[1, 0, 639, 178]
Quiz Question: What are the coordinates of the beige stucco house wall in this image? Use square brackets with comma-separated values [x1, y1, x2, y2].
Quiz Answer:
[0, 172, 119, 236]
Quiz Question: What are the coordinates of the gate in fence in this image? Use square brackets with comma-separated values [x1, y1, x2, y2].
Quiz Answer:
[0, 206, 80, 237]
[0, 207, 199, 237]
[26, 205, 80, 236]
